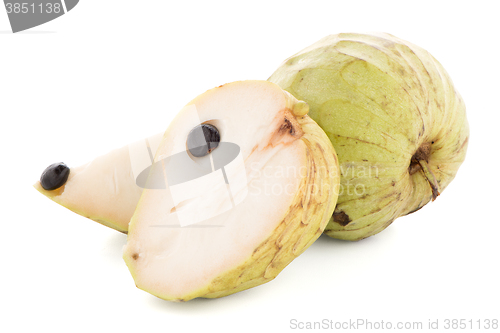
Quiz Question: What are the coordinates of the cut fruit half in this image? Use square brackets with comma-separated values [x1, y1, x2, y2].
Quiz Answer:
[123, 80, 340, 301]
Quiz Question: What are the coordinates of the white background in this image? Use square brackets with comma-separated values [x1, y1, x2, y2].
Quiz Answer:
[1, 1, 499, 332]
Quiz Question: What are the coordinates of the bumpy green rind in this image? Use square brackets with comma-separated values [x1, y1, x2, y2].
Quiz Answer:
[269, 33, 469, 241]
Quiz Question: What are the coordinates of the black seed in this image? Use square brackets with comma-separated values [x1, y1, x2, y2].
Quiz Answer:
[40, 162, 70, 191]
[187, 124, 220, 157]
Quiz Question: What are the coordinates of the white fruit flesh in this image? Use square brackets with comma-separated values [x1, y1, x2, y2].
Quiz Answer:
[34, 133, 163, 232]
[123, 81, 339, 301]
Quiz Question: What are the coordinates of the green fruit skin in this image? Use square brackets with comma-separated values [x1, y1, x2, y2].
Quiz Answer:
[269, 33, 469, 241]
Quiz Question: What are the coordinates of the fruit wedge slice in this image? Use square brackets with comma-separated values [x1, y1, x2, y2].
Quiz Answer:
[34, 133, 163, 233]
[123, 80, 340, 301]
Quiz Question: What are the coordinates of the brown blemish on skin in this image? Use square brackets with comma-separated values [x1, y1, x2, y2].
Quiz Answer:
[280, 118, 295, 136]
[132, 253, 139, 260]
[429, 183, 440, 201]
[251, 239, 268, 256]
[315, 142, 325, 154]
[459, 137, 469, 152]
[418, 124, 425, 138]
[282, 111, 303, 138]
[268, 109, 304, 147]
[332, 210, 351, 226]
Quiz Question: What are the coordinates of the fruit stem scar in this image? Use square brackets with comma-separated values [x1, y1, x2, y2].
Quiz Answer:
[281, 118, 295, 135]
[267, 110, 304, 148]
[280, 111, 303, 138]
[409, 143, 440, 201]
[418, 159, 440, 201]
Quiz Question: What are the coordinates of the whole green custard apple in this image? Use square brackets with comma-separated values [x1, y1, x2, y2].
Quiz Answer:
[269, 33, 469, 241]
